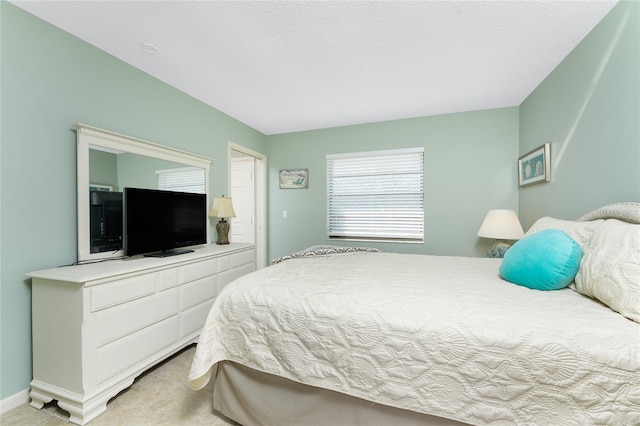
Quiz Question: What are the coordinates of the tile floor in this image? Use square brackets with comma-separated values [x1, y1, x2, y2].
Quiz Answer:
[1, 345, 239, 425]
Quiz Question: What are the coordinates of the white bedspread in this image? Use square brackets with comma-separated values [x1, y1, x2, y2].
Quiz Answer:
[188, 252, 640, 425]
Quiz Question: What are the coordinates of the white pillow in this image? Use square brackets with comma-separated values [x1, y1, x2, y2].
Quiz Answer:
[577, 202, 640, 224]
[575, 219, 640, 323]
[525, 216, 604, 249]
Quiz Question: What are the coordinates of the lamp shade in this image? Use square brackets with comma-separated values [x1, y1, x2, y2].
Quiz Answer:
[208, 196, 236, 219]
[477, 209, 524, 240]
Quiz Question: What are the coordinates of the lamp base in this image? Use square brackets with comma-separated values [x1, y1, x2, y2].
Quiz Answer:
[216, 219, 230, 245]
[487, 240, 512, 258]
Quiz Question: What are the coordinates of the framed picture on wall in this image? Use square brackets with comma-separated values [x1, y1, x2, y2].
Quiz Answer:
[518, 143, 550, 187]
[279, 169, 308, 189]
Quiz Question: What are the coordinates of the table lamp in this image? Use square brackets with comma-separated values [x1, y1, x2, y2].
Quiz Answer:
[209, 196, 236, 245]
[477, 209, 524, 258]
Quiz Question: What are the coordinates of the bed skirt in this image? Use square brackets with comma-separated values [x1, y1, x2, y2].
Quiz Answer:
[214, 361, 469, 426]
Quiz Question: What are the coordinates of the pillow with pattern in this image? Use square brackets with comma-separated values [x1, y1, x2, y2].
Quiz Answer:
[575, 219, 640, 323]
[525, 216, 604, 249]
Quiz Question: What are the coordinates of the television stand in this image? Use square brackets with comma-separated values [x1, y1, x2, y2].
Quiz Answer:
[144, 248, 194, 258]
[28, 243, 255, 425]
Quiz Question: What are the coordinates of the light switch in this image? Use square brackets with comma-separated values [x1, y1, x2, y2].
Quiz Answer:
[282, 210, 288, 219]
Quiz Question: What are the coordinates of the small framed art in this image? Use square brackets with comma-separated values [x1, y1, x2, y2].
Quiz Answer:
[279, 169, 308, 189]
[518, 143, 550, 187]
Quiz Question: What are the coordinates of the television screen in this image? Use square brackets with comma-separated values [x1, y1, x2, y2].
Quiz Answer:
[123, 187, 207, 257]
[90, 190, 123, 253]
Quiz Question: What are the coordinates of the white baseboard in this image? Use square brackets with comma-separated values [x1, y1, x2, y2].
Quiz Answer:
[0, 389, 30, 414]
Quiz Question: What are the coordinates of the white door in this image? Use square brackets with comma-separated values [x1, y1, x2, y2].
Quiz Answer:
[230, 155, 255, 244]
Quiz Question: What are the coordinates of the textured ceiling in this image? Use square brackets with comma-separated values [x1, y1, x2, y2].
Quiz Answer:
[12, 1, 617, 135]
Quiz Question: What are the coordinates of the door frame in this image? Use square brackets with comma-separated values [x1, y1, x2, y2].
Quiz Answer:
[228, 142, 267, 269]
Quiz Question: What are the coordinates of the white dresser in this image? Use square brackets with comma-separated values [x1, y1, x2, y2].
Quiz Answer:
[27, 243, 255, 425]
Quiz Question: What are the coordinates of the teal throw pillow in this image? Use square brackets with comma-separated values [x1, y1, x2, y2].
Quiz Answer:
[499, 229, 583, 291]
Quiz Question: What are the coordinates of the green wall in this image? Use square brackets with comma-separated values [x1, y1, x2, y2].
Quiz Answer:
[89, 150, 118, 189]
[0, 2, 266, 400]
[117, 154, 187, 190]
[266, 107, 520, 260]
[519, 0, 640, 227]
[264, 0, 640, 258]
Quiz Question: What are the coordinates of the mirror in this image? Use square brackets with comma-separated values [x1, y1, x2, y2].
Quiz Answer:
[76, 124, 212, 262]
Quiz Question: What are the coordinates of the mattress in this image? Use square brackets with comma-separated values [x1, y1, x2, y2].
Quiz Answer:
[189, 252, 640, 425]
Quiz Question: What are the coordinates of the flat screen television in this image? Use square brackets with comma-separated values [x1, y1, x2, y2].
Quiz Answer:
[90, 190, 123, 254]
[123, 187, 207, 257]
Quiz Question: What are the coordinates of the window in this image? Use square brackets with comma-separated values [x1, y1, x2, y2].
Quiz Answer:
[156, 167, 205, 194]
[327, 148, 424, 242]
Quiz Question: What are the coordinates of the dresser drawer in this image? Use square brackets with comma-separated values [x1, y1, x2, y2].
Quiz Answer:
[181, 275, 217, 311]
[181, 258, 219, 283]
[181, 299, 215, 338]
[91, 274, 156, 312]
[218, 254, 231, 271]
[158, 268, 179, 291]
[230, 249, 254, 268]
[219, 263, 255, 291]
[95, 288, 179, 346]
[96, 316, 178, 383]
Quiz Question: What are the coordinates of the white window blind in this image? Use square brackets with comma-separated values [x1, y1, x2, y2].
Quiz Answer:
[156, 167, 205, 194]
[327, 148, 424, 242]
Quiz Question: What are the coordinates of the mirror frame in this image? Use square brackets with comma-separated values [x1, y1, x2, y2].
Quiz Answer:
[76, 123, 212, 262]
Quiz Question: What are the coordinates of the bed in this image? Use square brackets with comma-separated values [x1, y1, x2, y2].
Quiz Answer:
[188, 203, 640, 425]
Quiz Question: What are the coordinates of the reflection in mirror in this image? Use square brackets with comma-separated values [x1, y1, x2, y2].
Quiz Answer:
[88, 149, 206, 255]
[77, 124, 212, 262]
[89, 149, 205, 193]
